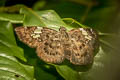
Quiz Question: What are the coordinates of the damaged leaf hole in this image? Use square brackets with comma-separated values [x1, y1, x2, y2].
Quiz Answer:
[15, 74, 20, 78]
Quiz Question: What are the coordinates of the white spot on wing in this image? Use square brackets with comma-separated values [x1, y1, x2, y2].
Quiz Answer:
[31, 33, 35, 36]
[79, 28, 88, 36]
[34, 28, 42, 34]
[32, 35, 40, 38]
[79, 28, 93, 40]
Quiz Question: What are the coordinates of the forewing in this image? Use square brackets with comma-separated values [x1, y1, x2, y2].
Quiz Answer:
[15, 26, 42, 48]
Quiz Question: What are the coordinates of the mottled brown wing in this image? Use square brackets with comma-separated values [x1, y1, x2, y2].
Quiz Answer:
[15, 26, 99, 65]
[36, 27, 65, 63]
[15, 26, 42, 48]
[15, 26, 65, 63]
[65, 28, 99, 65]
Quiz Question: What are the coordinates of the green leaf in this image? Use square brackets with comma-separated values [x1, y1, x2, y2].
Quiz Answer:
[0, 13, 24, 23]
[0, 21, 26, 61]
[20, 7, 46, 27]
[0, 21, 35, 80]
[35, 65, 56, 80]
[62, 18, 87, 28]
[0, 52, 34, 80]
[55, 65, 79, 80]
[20, 7, 71, 30]
[36, 10, 71, 30]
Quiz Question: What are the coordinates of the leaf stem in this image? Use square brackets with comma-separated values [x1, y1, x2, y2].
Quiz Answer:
[62, 18, 87, 28]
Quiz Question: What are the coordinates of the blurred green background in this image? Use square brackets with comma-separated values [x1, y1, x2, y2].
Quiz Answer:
[0, 0, 120, 80]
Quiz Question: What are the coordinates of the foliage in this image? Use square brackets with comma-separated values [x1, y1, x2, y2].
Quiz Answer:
[0, 0, 120, 80]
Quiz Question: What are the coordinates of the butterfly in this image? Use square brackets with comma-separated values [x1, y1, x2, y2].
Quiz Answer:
[15, 26, 99, 65]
